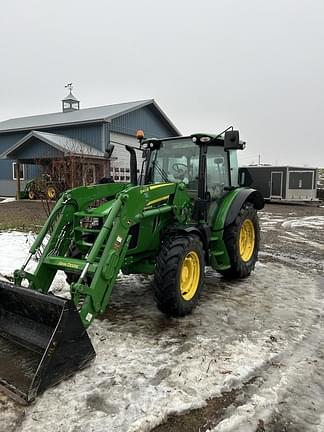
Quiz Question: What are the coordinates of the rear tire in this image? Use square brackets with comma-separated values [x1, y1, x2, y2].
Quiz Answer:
[47, 185, 58, 201]
[219, 202, 260, 279]
[153, 235, 205, 317]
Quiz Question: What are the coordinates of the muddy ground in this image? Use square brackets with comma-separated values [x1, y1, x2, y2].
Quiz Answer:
[260, 203, 323, 275]
[153, 203, 324, 432]
[0, 199, 53, 231]
[0, 201, 323, 432]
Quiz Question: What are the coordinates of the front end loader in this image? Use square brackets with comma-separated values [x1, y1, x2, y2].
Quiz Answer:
[0, 128, 264, 403]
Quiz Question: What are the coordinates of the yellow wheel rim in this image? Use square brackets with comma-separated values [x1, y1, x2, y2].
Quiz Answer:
[180, 251, 200, 301]
[47, 187, 56, 200]
[239, 219, 255, 262]
[28, 191, 35, 200]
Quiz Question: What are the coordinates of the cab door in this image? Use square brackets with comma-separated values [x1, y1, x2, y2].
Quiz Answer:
[206, 146, 230, 201]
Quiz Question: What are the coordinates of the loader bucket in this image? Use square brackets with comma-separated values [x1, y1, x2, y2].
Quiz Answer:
[0, 281, 96, 404]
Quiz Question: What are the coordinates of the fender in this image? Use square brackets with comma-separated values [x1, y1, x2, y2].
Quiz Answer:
[224, 188, 264, 226]
[210, 188, 264, 271]
[167, 224, 211, 263]
[212, 187, 264, 233]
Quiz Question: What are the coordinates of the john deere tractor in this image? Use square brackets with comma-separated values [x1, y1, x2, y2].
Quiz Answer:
[0, 128, 263, 403]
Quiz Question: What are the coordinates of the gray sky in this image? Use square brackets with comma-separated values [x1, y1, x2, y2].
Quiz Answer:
[0, 0, 323, 167]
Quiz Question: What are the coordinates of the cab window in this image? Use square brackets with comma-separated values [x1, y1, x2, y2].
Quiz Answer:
[206, 147, 229, 200]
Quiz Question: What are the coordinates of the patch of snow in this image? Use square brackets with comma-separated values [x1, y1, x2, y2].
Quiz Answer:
[0, 231, 69, 295]
[281, 215, 324, 230]
[0, 231, 36, 275]
[0, 197, 15, 204]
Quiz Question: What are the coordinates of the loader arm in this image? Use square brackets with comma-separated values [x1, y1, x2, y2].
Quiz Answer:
[71, 181, 190, 327]
[14, 181, 190, 327]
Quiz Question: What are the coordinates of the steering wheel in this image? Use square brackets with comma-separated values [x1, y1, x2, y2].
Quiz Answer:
[172, 162, 188, 173]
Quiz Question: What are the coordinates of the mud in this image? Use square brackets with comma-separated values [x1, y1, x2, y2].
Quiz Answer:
[0, 200, 53, 231]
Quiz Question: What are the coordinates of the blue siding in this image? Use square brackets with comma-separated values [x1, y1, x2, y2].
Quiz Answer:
[111, 105, 178, 138]
[0, 160, 15, 179]
[0, 133, 61, 181]
[43, 124, 103, 151]
[9, 139, 62, 160]
[0, 160, 39, 181]
[0, 124, 103, 154]
[0, 131, 27, 154]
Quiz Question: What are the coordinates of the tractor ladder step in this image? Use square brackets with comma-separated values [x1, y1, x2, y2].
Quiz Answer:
[74, 239, 106, 250]
[74, 227, 101, 234]
[211, 250, 225, 257]
[74, 203, 113, 218]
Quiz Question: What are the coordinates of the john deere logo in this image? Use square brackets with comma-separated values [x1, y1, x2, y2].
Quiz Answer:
[58, 261, 80, 269]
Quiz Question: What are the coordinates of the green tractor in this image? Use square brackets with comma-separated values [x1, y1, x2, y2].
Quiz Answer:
[0, 128, 263, 403]
[24, 174, 66, 201]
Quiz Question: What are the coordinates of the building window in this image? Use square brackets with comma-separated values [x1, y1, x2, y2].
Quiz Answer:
[12, 162, 25, 180]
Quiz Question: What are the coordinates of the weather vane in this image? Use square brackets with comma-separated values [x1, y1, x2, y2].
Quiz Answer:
[65, 83, 73, 92]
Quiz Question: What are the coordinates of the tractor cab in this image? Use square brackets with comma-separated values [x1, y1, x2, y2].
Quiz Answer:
[141, 129, 244, 217]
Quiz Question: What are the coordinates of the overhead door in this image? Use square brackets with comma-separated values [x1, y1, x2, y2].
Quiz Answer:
[110, 133, 143, 182]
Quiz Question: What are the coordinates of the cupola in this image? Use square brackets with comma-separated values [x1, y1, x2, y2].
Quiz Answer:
[62, 83, 80, 112]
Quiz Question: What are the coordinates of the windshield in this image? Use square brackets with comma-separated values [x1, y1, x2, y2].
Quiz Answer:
[146, 137, 232, 201]
[147, 138, 200, 188]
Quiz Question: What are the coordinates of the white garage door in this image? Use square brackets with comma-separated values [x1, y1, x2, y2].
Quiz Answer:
[109, 133, 144, 182]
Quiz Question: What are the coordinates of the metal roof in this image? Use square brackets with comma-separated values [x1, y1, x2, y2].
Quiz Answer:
[0, 99, 172, 133]
[62, 91, 79, 102]
[0, 130, 105, 159]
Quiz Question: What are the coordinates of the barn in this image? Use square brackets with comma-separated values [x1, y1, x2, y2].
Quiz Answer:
[239, 165, 319, 202]
[0, 91, 180, 197]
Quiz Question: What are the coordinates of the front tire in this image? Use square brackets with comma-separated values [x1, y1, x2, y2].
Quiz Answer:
[219, 202, 260, 279]
[28, 190, 36, 200]
[153, 235, 205, 317]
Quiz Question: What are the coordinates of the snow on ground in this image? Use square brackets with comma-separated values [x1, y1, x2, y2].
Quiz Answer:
[259, 212, 324, 231]
[0, 227, 323, 432]
[0, 231, 68, 294]
[0, 197, 15, 204]
[0, 231, 36, 275]
[259, 211, 324, 276]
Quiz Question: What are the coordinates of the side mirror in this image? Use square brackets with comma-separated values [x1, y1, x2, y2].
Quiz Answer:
[224, 130, 244, 150]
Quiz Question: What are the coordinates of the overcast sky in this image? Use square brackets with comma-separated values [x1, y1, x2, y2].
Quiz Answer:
[0, 0, 323, 167]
